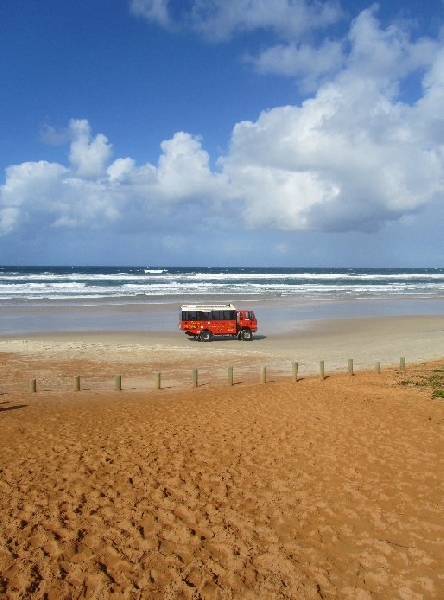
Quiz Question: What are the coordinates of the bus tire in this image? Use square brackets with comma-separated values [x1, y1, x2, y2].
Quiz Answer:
[200, 330, 212, 342]
[241, 329, 252, 341]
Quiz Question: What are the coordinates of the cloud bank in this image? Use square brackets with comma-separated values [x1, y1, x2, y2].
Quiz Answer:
[1, 5, 444, 239]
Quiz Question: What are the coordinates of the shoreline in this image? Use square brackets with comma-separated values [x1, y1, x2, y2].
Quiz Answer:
[1, 294, 444, 336]
[1, 314, 444, 384]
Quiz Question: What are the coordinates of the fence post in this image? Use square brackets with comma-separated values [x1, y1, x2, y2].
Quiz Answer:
[292, 362, 298, 382]
[29, 379, 36, 393]
[400, 357, 406, 373]
[319, 361, 325, 381]
[348, 358, 354, 376]
[260, 366, 267, 384]
[115, 375, 122, 391]
[192, 369, 198, 388]
[228, 366, 234, 386]
[74, 376, 80, 392]
[154, 372, 161, 390]
[375, 361, 381, 374]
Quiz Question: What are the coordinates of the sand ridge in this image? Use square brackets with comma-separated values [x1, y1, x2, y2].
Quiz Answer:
[1, 346, 444, 598]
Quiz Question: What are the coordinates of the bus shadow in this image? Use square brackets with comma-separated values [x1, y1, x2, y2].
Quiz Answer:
[188, 334, 267, 343]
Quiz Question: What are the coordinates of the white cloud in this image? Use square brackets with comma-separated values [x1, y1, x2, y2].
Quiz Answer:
[0, 161, 67, 234]
[0, 128, 231, 235]
[220, 8, 444, 232]
[130, 0, 342, 41]
[129, 0, 170, 27]
[221, 80, 444, 232]
[68, 119, 113, 178]
[188, 0, 342, 42]
[107, 158, 136, 182]
[0, 207, 20, 235]
[245, 4, 438, 86]
[247, 39, 344, 91]
[346, 7, 438, 84]
[2, 7, 444, 240]
[157, 132, 228, 199]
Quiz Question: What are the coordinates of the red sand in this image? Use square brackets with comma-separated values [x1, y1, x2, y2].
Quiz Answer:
[1, 341, 443, 599]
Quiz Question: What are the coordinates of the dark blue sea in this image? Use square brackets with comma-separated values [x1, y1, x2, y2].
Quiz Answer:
[1, 266, 443, 334]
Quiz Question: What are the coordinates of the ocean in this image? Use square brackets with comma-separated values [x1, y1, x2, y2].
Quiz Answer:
[1, 266, 444, 303]
[1, 266, 444, 334]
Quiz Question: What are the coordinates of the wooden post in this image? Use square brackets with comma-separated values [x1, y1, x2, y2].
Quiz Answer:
[228, 366, 234, 386]
[375, 361, 381, 374]
[319, 361, 325, 381]
[192, 369, 198, 388]
[115, 375, 122, 391]
[154, 372, 161, 390]
[74, 375, 80, 392]
[400, 357, 406, 373]
[29, 379, 36, 393]
[260, 366, 267, 384]
[348, 358, 354, 376]
[292, 362, 298, 382]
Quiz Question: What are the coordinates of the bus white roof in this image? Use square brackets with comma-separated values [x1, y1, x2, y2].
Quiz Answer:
[180, 303, 236, 311]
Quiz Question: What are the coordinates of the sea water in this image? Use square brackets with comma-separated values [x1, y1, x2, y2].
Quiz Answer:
[1, 266, 444, 303]
[0, 266, 443, 334]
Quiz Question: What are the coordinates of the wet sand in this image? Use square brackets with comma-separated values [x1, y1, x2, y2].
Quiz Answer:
[1, 314, 444, 388]
[1, 316, 444, 598]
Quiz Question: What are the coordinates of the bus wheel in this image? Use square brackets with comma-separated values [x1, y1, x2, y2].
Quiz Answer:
[241, 329, 252, 341]
[200, 330, 212, 342]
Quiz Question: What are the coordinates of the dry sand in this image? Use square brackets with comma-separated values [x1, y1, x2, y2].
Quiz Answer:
[1, 316, 444, 598]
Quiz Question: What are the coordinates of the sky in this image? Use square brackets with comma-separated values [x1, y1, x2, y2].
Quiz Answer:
[1, 0, 444, 267]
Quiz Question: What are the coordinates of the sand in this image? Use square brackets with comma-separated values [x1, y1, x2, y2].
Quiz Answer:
[1, 315, 444, 598]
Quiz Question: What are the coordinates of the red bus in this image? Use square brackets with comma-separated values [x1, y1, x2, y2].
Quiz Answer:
[179, 303, 258, 341]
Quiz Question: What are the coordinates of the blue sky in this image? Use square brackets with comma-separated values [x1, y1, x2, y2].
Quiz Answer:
[1, 0, 444, 267]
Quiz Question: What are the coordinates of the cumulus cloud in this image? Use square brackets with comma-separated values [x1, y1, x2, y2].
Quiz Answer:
[346, 7, 438, 84]
[2, 6, 444, 239]
[221, 102, 443, 232]
[0, 123, 230, 235]
[219, 7, 444, 232]
[0, 161, 67, 234]
[157, 133, 228, 199]
[68, 119, 113, 179]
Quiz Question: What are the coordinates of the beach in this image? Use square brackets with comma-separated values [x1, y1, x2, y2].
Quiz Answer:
[1, 308, 444, 598]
